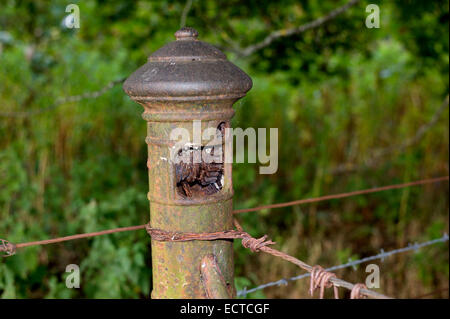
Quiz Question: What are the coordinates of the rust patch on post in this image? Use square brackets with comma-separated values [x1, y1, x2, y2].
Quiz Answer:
[201, 254, 233, 299]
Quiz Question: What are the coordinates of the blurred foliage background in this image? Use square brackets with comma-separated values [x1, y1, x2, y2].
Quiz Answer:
[0, 0, 448, 299]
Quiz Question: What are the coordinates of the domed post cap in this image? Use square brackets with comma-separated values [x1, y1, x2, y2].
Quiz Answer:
[123, 27, 252, 101]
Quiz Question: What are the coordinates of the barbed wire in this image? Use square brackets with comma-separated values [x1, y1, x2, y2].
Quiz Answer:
[234, 176, 449, 214]
[0, 77, 125, 118]
[1, 176, 447, 256]
[0, 225, 146, 256]
[1, 175, 447, 298]
[0, 1, 446, 298]
[232, 218, 390, 299]
[237, 233, 449, 297]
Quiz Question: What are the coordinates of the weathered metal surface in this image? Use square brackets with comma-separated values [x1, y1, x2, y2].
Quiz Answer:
[123, 27, 252, 299]
[201, 254, 232, 299]
[123, 27, 252, 100]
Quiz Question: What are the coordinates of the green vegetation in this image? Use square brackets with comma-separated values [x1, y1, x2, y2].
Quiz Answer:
[0, 0, 448, 298]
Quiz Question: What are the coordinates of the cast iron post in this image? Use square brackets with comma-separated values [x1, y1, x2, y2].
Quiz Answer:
[123, 27, 252, 298]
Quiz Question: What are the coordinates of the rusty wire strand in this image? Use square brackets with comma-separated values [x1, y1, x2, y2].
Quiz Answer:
[0, 239, 16, 257]
[233, 218, 391, 299]
[3, 220, 394, 299]
[144, 218, 392, 299]
[146, 226, 261, 243]
[350, 283, 368, 299]
[1, 176, 447, 257]
[233, 176, 449, 214]
[0, 225, 146, 256]
[1, 226, 446, 300]
[237, 233, 449, 297]
[1, 176, 447, 298]
[310, 265, 340, 299]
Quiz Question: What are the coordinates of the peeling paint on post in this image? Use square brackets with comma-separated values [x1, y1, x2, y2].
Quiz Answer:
[123, 27, 252, 298]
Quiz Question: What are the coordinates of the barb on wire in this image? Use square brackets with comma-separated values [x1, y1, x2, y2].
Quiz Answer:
[2, 218, 446, 299]
[350, 283, 368, 299]
[237, 233, 449, 297]
[310, 265, 339, 299]
[0, 239, 16, 257]
[232, 219, 390, 299]
[0, 77, 125, 118]
[229, 0, 361, 57]
[151, 220, 388, 298]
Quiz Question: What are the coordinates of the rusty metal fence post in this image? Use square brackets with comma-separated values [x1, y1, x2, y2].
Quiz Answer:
[123, 27, 252, 298]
